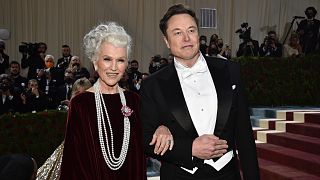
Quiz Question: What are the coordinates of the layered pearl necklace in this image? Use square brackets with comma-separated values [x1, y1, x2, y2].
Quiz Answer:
[94, 81, 131, 170]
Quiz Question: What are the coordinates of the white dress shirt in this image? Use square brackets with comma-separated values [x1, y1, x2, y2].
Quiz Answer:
[174, 53, 233, 173]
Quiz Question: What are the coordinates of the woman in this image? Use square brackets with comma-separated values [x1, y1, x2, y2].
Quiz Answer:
[59, 22, 172, 179]
[283, 33, 303, 58]
[36, 78, 92, 180]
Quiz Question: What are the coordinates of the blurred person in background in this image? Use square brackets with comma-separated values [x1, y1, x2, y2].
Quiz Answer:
[0, 74, 22, 115]
[283, 33, 303, 58]
[8, 61, 28, 95]
[0, 40, 9, 74]
[297, 6, 320, 54]
[20, 79, 49, 113]
[66, 55, 90, 80]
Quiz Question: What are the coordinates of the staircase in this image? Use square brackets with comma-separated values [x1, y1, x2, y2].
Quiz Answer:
[251, 107, 320, 180]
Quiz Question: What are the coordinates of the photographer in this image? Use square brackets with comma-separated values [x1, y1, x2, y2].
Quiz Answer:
[297, 6, 320, 54]
[259, 31, 283, 57]
[0, 74, 22, 115]
[36, 55, 62, 109]
[128, 60, 142, 93]
[20, 79, 49, 113]
[236, 23, 259, 57]
[148, 55, 162, 74]
[67, 56, 90, 81]
[20, 42, 45, 80]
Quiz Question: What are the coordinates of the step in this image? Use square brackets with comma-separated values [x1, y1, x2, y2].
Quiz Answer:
[266, 132, 320, 155]
[286, 123, 320, 138]
[256, 143, 320, 176]
[275, 121, 303, 132]
[253, 127, 268, 140]
[259, 118, 286, 129]
[259, 158, 320, 180]
[277, 110, 320, 121]
[257, 130, 284, 142]
[294, 112, 320, 124]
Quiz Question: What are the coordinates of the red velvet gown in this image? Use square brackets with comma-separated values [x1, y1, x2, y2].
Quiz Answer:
[60, 91, 146, 180]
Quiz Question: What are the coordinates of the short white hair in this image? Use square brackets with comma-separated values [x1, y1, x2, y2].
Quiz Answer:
[44, 55, 54, 61]
[83, 22, 132, 62]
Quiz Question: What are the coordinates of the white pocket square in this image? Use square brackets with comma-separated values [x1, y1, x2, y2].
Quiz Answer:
[232, 85, 236, 90]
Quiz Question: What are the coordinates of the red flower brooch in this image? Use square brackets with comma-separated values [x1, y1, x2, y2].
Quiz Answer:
[121, 105, 133, 117]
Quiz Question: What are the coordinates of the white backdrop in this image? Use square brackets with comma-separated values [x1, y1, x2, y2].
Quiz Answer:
[1, 0, 319, 74]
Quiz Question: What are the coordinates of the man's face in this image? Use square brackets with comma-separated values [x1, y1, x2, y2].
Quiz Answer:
[306, 10, 315, 19]
[10, 64, 20, 76]
[164, 14, 200, 66]
[62, 47, 71, 57]
[130, 62, 139, 71]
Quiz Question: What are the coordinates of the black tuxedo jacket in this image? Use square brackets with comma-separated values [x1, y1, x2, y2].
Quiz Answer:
[140, 56, 259, 180]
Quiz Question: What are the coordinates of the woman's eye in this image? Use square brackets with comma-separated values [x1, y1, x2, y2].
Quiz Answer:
[103, 58, 111, 61]
[118, 59, 125, 63]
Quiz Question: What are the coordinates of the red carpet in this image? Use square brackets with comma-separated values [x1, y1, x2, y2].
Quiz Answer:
[255, 110, 320, 179]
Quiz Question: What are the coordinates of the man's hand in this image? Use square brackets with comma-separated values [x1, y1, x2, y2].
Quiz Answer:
[192, 134, 228, 160]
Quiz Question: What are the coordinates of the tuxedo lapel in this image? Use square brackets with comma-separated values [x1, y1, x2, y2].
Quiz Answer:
[206, 58, 233, 137]
[158, 64, 198, 138]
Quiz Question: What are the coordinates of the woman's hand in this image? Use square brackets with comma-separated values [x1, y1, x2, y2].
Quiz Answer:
[149, 125, 174, 156]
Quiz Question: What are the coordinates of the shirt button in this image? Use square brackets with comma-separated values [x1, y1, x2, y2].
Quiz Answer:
[198, 93, 201, 95]
[201, 109, 204, 111]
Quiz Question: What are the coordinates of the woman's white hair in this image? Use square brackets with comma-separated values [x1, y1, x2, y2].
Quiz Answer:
[83, 22, 132, 62]
[44, 55, 54, 61]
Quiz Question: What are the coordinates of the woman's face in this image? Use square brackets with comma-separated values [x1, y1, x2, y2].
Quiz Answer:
[93, 42, 128, 89]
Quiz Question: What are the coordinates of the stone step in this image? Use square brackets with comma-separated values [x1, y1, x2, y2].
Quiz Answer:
[258, 118, 286, 129]
[257, 130, 284, 143]
[293, 112, 320, 124]
[256, 143, 320, 176]
[277, 109, 320, 121]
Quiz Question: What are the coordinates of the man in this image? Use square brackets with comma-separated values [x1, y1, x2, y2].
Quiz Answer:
[56, 45, 72, 70]
[128, 60, 142, 93]
[9, 61, 28, 94]
[141, 4, 259, 180]
[297, 6, 320, 54]
[21, 43, 45, 80]
[259, 31, 282, 57]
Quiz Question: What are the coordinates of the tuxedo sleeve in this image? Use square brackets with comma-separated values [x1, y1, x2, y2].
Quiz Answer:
[230, 63, 260, 180]
[140, 79, 195, 169]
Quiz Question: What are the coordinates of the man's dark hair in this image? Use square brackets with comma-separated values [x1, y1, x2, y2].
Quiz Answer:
[62, 44, 70, 48]
[267, 31, 277, 36]
[130, 60, 139, 65]
[305, 6, 317, 16]
[159, 4, 199, 37]
[9, 61, 20, 67]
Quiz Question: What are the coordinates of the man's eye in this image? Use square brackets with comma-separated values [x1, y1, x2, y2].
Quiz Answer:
[174, 31, 182, 36]
[104, 58, 111, 61]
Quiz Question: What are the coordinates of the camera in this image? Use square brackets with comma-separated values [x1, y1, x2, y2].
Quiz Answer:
[19, 42, 40, 55]
[235, 22, 251, 42]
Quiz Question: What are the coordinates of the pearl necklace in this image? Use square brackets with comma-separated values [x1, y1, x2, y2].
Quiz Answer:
[94, 81, 130, 170]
